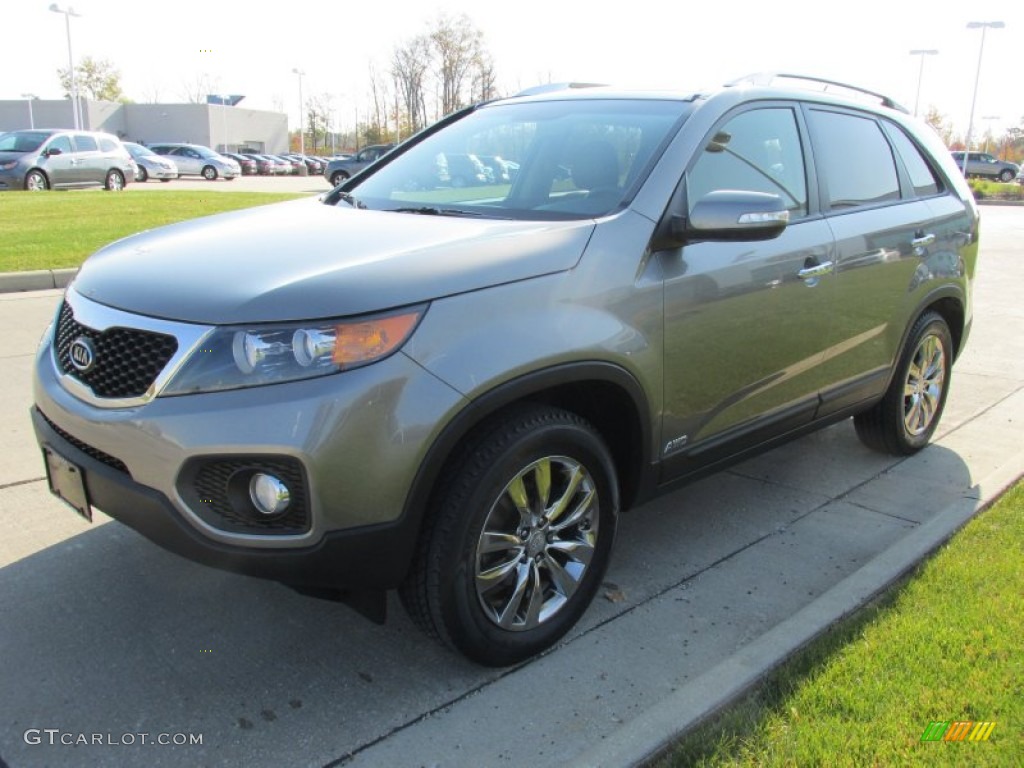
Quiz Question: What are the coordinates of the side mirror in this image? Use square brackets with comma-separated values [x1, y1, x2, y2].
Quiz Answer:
[45, 147, 63, 157]
[688, 190, 790, 241]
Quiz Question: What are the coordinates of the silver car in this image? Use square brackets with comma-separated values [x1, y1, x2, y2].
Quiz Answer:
[32, 77, 978, 666]
[148, 143, 240, 180]
[123, 142, 178, 182]
[0, 129, 134, 191]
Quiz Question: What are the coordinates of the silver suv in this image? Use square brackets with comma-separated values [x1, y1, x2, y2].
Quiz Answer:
[950, 151, 1019, 182]
[0, 129, 134, 191]
[32, 76, 978, 666]
[148, 143, 240, 180]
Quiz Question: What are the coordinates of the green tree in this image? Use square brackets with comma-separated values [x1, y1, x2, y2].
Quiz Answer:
[57, 56, 125, 102]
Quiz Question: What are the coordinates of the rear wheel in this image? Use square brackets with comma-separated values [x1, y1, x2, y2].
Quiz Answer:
[24, 170, 49, 191]
[999, 169, 1015, 183]
[330, 171, 348, 187]
[854, 311, 952, 455]
[400, 405, 618, 666]
[104, 170, 125, 191]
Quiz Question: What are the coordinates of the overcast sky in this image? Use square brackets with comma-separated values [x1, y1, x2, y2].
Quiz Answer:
[3, 0, 1020, 142]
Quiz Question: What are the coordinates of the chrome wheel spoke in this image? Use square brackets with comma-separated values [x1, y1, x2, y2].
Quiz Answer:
[533, 459, 551, 511]
[495, 563, 532, 628]
[478, 531, 522, 556]
[505, 475, 531, 520]
[547, 536, 595, 567]
[477, 550, 524, 593]
[542, 552, 580, 599]
[550, 488, 596, 533]
[547, 466, 585, 525]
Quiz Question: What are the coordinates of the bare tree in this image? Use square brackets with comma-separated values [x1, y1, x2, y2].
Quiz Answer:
[430, 14, 482, 115]
[470, 51, 498, 103]
[180, 72, 214, 104]
[367, 63, 391, 144]
[392, 35, 431, 135]
[923, 106, 957, 148]
[305, 93, 333, 152]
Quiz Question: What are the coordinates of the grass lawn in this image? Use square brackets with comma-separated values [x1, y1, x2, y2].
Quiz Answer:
[658, 480, 1024, 767]
[0, 191, 305, 272]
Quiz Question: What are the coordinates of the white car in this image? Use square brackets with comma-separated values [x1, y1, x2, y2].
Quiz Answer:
[148, 143, 240, 180]
[123, 142, 178, 182]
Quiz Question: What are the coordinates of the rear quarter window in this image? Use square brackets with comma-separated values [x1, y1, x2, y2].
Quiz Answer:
[882, 123, 942, 198]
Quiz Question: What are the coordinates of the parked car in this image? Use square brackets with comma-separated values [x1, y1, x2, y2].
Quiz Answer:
[324, 144, 394, 186]
[0, 128, 134, 191]
[477, 154, 515, 183]
[223, 152, 258, 176]
[148, 143, 240, 180]
[444, 152, 490, 186]
[123, 142, 177, 183]
[32, 76, 978, 667]
[949, 151, 1019, 182]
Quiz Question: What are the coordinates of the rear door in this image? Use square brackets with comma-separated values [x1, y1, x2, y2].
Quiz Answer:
[805, 106, 944, 416]
[71, 133, 103, 186]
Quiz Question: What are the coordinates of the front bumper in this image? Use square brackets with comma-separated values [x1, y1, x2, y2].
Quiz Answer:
[32, 297, 466, 587]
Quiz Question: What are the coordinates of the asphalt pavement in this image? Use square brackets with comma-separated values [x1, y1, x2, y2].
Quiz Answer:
[0, 206, 1022, 768]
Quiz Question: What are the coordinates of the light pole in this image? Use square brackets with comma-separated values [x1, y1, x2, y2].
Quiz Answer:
[49, 4, 82, 130]
[292, 68, 305, 155]
[908, 49, 938, 117]
[962, 21, 1005, 176]
[21, 93, 37, 129]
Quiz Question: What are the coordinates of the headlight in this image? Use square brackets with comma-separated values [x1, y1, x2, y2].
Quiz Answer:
[0, 160, 17, 171]
[161, 306, 425, 395]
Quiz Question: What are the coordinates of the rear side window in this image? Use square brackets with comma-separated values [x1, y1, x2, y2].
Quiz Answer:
[687, 107, 808, 218]
[73, 135, 99, 152]
[99, 137, 119, 153]
[883, 123, 942, 197]
[809, 110, 899, 209]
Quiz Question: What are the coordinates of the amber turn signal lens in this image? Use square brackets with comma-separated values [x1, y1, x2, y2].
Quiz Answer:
[331, 312, 421, 366]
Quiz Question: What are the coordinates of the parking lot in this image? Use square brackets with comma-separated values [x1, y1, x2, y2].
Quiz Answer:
[0, 206, 1022, 768]
[127, 174, 329, 195]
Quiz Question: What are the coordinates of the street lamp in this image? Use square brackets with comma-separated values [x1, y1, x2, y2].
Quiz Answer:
[21, 93, 37, 129]
[49, 3, 82, 130]
[292, 68, 305, 155]
[908, 49, 938, 117]
[962, 21, 1005, 176]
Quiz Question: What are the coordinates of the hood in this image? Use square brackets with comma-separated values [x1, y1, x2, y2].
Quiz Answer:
[72, 198, 595, 324]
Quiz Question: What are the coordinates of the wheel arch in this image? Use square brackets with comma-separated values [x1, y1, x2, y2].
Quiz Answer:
[396, 362, 653, 574]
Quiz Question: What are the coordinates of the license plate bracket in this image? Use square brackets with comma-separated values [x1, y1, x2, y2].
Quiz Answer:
[43, 445, 92, 522]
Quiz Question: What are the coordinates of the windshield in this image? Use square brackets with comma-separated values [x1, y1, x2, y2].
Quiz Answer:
[342, 98, 688, 220]
[125, 143, 155, 158]
[0, 131, 51, 153]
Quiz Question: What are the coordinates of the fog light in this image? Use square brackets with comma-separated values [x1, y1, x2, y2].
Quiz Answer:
[249, 473, 290, 516]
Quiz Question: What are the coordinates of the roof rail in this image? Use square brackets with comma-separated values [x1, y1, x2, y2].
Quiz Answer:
[513, 82, 608, 97]
[726, 73, 909, 114]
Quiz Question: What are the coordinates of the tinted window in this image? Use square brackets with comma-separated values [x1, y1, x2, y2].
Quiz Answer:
[687, 107, 807, 217]
[809, 110, 899, 209]
[883, 123, 941, 197]
[99, 137, 119, 152]
[73, 135, 99, 152]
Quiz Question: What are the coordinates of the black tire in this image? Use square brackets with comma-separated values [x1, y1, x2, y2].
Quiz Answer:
[159, 178, 171, 183]
[400, 404, 619, 666]
[136, 165, 148, 182]
[854, 311, 952, 455]
[330, 171, 348, 187]
[202, 165, 218, 181]
[24, 169, 49, 191]
[104, 170, 125, 191]
[998, 169, 1015, 183]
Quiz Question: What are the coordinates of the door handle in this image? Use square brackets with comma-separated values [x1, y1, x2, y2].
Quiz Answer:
[911, 233, 936, 248]
[797, 261, 834, 280]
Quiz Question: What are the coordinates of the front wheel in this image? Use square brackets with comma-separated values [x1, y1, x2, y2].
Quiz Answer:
[24, 170, 49, 191]
[854, 311, 952, 455]
[400, 405, 618, 666]
[202, 165, 218, 180]
[136, 165, 148, 183]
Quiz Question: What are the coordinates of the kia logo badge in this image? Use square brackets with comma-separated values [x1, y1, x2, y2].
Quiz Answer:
[69, 337, 96, 373]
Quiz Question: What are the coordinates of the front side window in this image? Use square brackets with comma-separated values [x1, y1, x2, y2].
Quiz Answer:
[344, 99, 688, 220]
[686, 107, 808, 217]
[809, 110, 899, 209]
[44, 135, 73, 154]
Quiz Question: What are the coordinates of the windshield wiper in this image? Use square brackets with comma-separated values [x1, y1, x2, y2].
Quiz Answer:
[337, 191, 366, 209]
[391, 206, 486, 217]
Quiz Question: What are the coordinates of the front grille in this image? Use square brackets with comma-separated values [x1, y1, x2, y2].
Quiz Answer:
[37, 408, 130, 475]
[55, 301, 178, 399]
[185, 457, 311, 535]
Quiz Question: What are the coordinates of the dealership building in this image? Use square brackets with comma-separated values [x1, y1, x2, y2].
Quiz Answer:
[0, 97, 288, 154]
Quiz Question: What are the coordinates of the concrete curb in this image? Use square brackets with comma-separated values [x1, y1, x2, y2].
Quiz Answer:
[572, 456, 1024, 768]
[0, 268, 77, 293]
